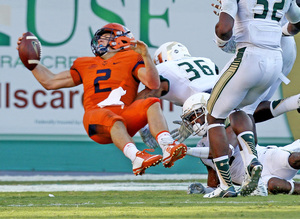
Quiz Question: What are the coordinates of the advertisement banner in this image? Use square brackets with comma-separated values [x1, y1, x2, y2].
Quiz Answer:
[0, 0, 296, 142]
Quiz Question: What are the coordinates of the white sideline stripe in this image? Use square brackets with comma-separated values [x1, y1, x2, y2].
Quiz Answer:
[0, 174, 208, 192]
[7, 201, 277, 207]
[0, 174, 207, 182]
[26, 36, 37, 40]
[0, 182, 198, 192]
[28, 60, 39, 64]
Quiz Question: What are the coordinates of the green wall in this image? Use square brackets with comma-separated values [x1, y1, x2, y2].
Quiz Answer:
[0, 136, 206, 174]
[0, 135, 294, 174]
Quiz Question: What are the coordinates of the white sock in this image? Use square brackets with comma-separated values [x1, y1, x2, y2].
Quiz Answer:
[156, 131, 174, 150]
[123, 142, 139, 162]
[270, 94, 300, 117]
[186, 147, 209, 158]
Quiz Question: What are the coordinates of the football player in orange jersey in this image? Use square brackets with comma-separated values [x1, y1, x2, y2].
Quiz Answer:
[17, 23, 187, 175]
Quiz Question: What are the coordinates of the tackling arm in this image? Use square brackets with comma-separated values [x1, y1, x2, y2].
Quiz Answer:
[135, 80, 169, 100]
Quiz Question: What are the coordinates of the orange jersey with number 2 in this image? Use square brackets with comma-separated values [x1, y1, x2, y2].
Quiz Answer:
[70, 50, 160, 144]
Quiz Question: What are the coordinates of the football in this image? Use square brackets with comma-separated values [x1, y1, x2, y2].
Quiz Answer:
[18, 32, 42, 70]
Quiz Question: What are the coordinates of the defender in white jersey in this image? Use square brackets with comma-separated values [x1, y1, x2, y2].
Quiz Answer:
[252, 16, 300, 121]
[189, 136, 300, 196]
[180, 93, 300, 195]
[137, 41, 300, 150]
[155, 56, 218, 106]
[137, 42, 219, 146]
[138, 41, 219, 107]
[256, 141, 300, 195]
[211, 1, 300, 195]
[251, 31, 299, 121]
[205, 0, 300, 198]
[211, 2, 300, 121]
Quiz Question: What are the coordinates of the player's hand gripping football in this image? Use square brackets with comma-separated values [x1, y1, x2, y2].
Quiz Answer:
[170, 120, 193, 143]
[17, 32, 42, 71]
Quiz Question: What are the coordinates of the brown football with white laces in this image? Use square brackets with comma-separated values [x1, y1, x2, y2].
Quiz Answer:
[18, 32, 42, 70]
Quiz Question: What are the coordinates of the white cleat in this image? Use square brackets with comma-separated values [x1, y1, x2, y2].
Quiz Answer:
[203, 186, 238, 198]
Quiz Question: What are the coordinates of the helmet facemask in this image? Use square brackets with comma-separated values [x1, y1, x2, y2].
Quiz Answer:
[182, 107, 208, 137]
[181, 92, 210, 137]
[91, 29, 114, 57]
[109, 29, 134, 51]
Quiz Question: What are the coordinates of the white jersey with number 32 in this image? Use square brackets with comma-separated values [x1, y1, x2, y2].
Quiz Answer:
[222, 0, 300, 50]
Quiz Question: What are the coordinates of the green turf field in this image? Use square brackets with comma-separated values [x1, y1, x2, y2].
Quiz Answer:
[1, 183, 300, 218]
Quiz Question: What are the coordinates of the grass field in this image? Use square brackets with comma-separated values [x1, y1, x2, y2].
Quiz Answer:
[1, 179, 300, 218]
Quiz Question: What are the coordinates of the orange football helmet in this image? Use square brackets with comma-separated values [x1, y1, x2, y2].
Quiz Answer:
[91, 23, 135, 56]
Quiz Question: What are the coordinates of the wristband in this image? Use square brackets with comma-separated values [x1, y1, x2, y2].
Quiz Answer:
[215, 34, 229, 47]
[282, 23, 292, 36]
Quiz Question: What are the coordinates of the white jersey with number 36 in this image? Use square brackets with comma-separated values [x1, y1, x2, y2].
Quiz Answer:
[156, 57, 219, 106]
